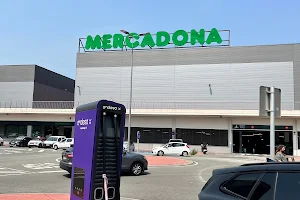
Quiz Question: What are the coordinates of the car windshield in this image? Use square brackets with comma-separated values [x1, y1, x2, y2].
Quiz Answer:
[66, 147, 73, 153]
[46, 137, 58, 141]
[15, 137, 24, 141]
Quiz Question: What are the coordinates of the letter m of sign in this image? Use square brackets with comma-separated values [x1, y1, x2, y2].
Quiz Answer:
[85, 35, 101, 50]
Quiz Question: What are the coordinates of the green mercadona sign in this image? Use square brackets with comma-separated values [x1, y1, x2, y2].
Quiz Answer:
[85, 28, 223, 50]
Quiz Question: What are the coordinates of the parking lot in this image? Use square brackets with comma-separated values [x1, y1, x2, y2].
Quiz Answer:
[0, 146, 260, 200]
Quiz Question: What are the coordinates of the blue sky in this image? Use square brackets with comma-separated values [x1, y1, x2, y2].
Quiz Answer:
[0, 0, 299, 79]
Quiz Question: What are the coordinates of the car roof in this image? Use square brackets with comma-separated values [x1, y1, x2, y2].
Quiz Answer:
[213, 162, 300, 176]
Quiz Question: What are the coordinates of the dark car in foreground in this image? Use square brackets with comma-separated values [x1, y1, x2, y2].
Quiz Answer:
[9, 136, 32, 147]
[199, 162, 300, 200]
[60, 147, 148, 176]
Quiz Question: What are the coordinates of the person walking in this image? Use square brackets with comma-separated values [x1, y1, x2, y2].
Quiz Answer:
[275, 145, 288, 162]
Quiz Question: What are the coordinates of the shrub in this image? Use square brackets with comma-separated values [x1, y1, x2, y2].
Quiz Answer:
[190, 148, 198, 156]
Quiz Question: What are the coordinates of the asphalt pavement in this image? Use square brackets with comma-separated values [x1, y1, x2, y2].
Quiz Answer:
[0, 146, 261, 200]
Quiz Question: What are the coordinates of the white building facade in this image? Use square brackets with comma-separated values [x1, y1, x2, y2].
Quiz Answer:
[74, 43, 300, 155]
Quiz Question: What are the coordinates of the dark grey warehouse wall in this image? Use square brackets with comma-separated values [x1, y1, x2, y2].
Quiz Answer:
[0, 65, 35, 105]
[33, 66, 75, 101]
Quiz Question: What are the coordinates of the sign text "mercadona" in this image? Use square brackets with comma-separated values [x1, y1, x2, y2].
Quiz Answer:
[85, 28, 223, 50]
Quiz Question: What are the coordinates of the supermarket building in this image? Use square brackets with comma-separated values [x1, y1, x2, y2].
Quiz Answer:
[1, 39, 300, 155]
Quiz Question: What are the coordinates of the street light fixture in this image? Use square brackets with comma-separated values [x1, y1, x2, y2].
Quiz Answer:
[120, 29, 149, 152]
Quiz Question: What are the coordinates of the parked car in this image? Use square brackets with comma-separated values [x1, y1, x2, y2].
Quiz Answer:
[42, 136, 66, 148]
[0, 136, 3, 146]
[123, 141, 135, 152]
[152, 142, 190, 156]
[28, 136, 46, 148]
[9, 136, 32, 147]
[60, 147, 148, 176]
[53, 138, 74, 150]
[169, 139, 183, 143]
[198, 162, 300, 200]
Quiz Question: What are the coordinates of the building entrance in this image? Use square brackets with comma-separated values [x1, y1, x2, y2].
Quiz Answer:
[232, 125, 293, 155]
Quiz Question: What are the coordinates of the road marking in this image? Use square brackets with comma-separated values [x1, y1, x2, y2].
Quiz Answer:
[4, 150, 22, 154]
[22, 163, 59, 170]
[37, 170, 65, 174]
[28, 149, 33, 151]
[197, 165, 226, 183]
[56, 158, 61, 163]
[38, 150, 44, 152]
[0, 148, 26, 151]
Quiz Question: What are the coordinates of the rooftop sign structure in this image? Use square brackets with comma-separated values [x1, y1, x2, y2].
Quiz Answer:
[78, 28, 230, 52]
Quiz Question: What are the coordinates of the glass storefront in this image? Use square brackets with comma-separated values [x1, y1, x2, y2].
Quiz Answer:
[232, 125, 293, 155]
[176, 128, 228, 146]
[124, 127, 173, 144]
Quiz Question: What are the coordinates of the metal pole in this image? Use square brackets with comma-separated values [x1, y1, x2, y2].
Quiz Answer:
[127, 38, 134, 151]
[270, 86, 275, 160]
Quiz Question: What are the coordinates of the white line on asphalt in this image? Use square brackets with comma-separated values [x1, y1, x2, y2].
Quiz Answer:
[4, 150, 22, 153]
[28, 149, 33, 151]
[197, 165, 226, 183]
[37, 170, 65, 174]
[56, 158, 61, 163]
[0, 171, 28, 174]
[0, 148, 26, 151]
[38, 150, 44, 152]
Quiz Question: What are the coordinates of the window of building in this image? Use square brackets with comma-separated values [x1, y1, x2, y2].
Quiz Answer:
[123, 127, 172, 144]
[176, 128, 228, 146]
[250, 173, 276, 200]
[222, 173, 262, 198]
[275, 172, 300, 199]
[6, 125, 27, 137]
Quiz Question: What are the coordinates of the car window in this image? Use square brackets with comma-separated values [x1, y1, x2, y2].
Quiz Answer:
[275, 172, 300, 199]
[250, 173, 276, 200]
[172, 143, 184, 147]
[67, 139, 73, 142]
[15, 137, 24, 141]
[223, 173, 262, 198]
[66, 147, 73, 152]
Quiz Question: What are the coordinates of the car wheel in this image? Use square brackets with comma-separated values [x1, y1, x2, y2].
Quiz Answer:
[38, 143, 42, 148]
[130, 162, 143, 176]
[182, 151, 188, 156]
[157, 150, 164, 156]
[53, 145, 58, 150]
[19, 143, 23, 147]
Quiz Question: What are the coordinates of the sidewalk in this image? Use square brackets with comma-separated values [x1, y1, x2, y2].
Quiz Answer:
[0, 194, 139, 200]
[195, 152, 300, 162]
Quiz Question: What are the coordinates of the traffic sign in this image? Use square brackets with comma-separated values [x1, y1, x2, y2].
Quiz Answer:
[137, 131, 140, 140]
[259, 86, 281, 117]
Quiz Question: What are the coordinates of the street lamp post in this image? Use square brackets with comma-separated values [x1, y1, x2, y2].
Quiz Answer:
[120, 29, 149, 152]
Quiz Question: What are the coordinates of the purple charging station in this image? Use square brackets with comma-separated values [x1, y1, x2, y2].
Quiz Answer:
[70, 100, 126, 200]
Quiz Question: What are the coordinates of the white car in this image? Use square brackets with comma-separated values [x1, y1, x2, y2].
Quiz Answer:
[28, 137, 46, 148]
[123, 141, 135, 152]
[53, 138, 74, 150]
[43, 136, 66, 148]
[152, 142, 190, 156]
[0, 136, 3, 146]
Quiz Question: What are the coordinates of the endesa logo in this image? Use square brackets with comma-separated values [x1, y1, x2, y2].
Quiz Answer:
[77, 118, 92, 130]
[103, 105, 121, 111]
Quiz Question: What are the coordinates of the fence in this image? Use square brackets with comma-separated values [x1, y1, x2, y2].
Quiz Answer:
[0, 101, 297, 110]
